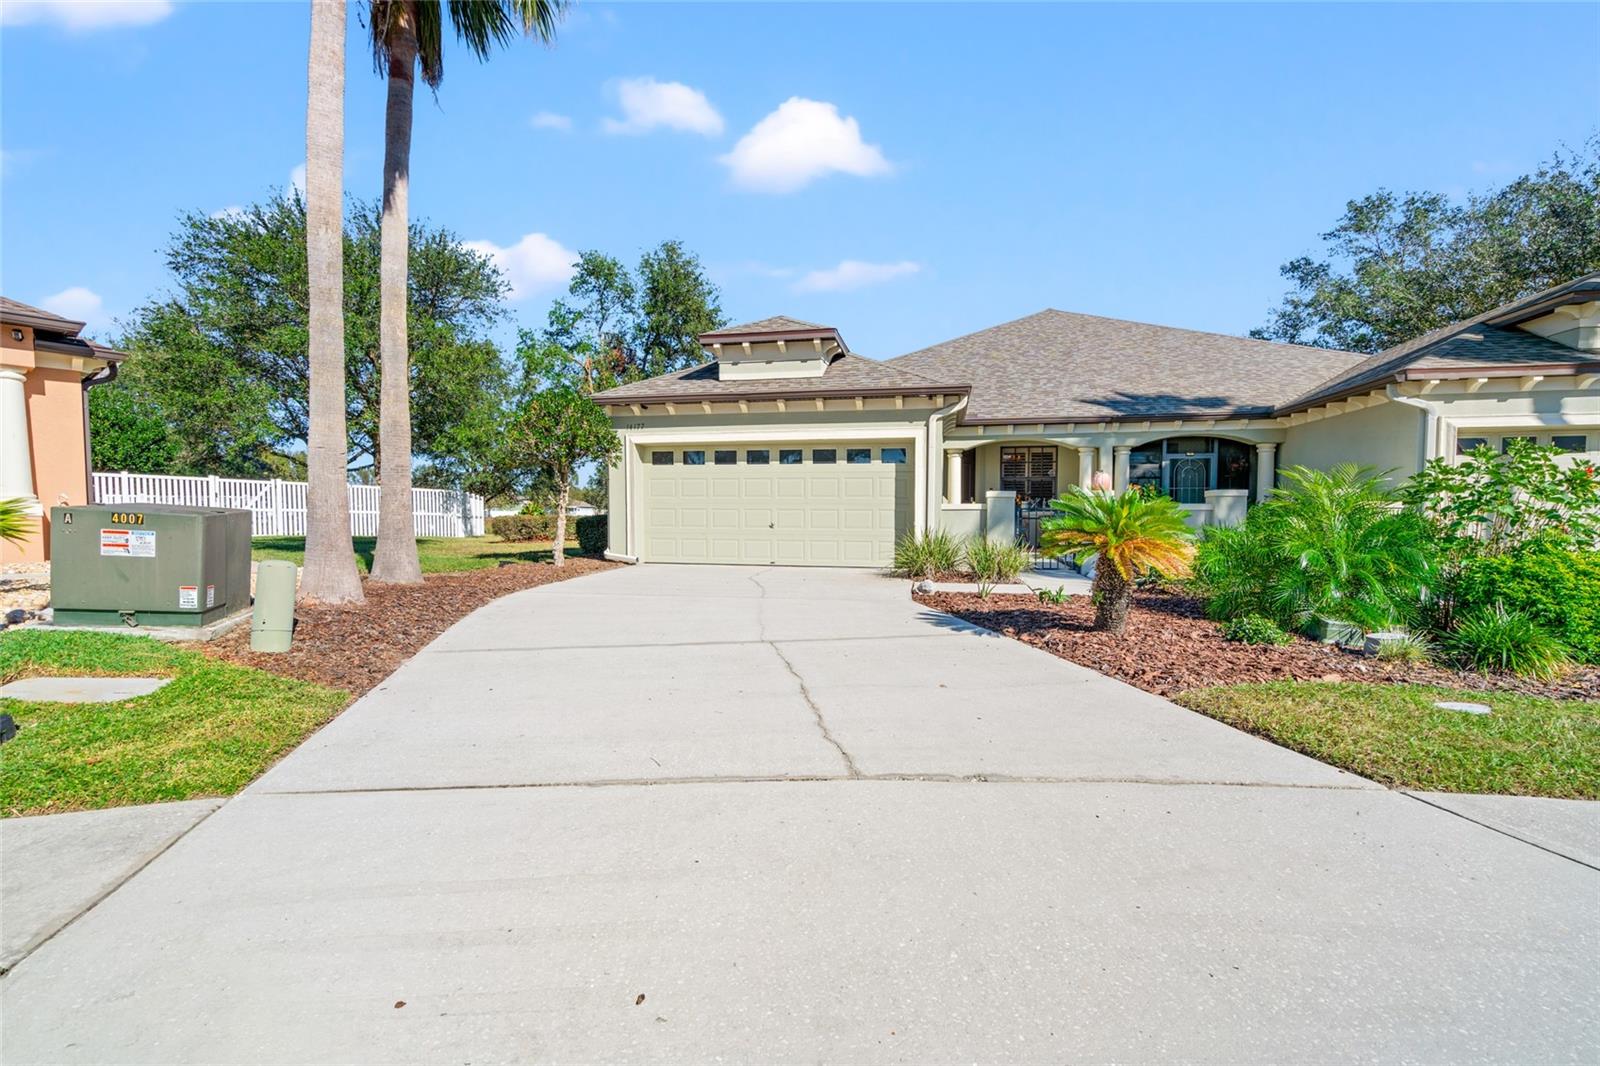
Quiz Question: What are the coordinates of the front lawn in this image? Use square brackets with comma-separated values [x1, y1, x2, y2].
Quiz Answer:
[1179, 681, 1600, 799]
[252, 534, 572, 574]
[0, 630, 349, 817]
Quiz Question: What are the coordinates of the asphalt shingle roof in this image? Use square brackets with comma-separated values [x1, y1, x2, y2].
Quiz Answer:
[0, 296, 85, 332]
[702, 315, 832, 336]
[885, 310, 1366, 422]
[591, 352, 960, 404]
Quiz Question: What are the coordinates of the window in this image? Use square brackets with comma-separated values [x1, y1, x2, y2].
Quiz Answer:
[812, 448, 836, 464]
[1501, 436, 1537, 454]
[1216, 439, 1253, 490]
[683, 450, 705, 466]
[714, 450, 737, 465]
[847, 448, 871, 464]
[881, 447, 906, 464]
[1553, 435, 1588, 453]
[779, 449, 803, 465]
[746, 449, 770, 465]
[1000, 446, 1056, 503]
[651, 451, 674, 466]
[1456, 436, 1489, 455]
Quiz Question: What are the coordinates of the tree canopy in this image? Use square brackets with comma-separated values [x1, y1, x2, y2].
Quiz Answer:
[1253, 138, 1600, 353]
[99, 192, 510, 477]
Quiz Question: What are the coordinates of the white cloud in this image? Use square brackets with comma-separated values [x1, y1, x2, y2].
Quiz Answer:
[40, 286, 104, 323]
[602, 77, 723, 136]
[720, 97, 891, 194]
[530, 111, 573, 132]
[290, 163, 307, 195]
[211, 205, 247, 222]
[462, 232, 577, 299]
[1, 0, 173, 31]
[794, 260, 921, 293]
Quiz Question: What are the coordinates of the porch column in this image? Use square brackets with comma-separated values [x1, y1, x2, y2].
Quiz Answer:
[0, 367, 39, 514]
[1112, 445, 1131, 492]
[1255, 443, 1277, 502]
[1097, 443, 1114, 484]
[945, 450, 962, 504]
[1076, 447, 1095, 489]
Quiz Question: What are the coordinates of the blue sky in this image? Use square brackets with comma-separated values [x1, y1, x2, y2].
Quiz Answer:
[3, 1, 1597, 361]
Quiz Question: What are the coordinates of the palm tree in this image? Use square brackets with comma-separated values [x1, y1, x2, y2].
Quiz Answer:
[0, 497, 35, 548]
[1040, 487, 1196, 634]
[300, 0, 365, 605]
[367, 0, 564, 584]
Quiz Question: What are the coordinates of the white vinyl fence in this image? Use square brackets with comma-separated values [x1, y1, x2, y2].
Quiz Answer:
[92, 471, 485, 539]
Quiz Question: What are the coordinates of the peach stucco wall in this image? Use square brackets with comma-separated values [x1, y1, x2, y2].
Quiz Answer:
[0, 333, 98, 564]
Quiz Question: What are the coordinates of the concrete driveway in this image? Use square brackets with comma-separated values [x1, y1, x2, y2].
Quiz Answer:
[3, 565, 1596, 1063]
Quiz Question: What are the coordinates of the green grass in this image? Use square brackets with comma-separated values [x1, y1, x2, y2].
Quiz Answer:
[0, 630, 349, 817]
[252, 534, 572, 574]
[1178, 681, 1600, 798]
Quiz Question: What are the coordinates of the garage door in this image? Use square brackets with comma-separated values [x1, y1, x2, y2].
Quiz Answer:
[640, 442, 913, 566]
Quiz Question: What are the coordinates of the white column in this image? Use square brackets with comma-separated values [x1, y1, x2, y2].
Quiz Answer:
[1255, 442, 1277, 502]
[1113, 445, 1132, 492]
[0, 367, 40, 513]
[1076, 447, 1095, 489]
[945, 450, 962, 504]
[1097, 443, 1114, 484]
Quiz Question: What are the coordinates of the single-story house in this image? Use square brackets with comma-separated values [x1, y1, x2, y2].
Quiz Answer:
[0, 297, 125, 564]
[592, 273, 1600, 568]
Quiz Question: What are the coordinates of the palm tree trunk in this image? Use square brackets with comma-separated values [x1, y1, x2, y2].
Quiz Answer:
[299, 0, 364, 606]
[553, 479, 568, 568]
[1092, 564, 1132, 634]
[369, 8, 423, 584]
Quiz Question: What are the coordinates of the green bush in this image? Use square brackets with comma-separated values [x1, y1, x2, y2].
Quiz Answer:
[489, 514, 557, 541]
[895, 529, 962, 578]
[1443, 604, 1571, 680]
[1454, 546, 1600, 664]
[575, 514, 608, 556]
[1403, 437, 1600, 555]
[1221, 614, 1290, 645]
[1192, 464, 1436, 633]
[964, 537, 1031, 596]
[1374, 632, 1434, 663]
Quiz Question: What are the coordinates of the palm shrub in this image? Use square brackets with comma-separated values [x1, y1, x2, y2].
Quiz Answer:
[963, 536, 1031, 597]
[1444, 603, 1571, 680]
[1192, 464, 1436, 634]
[0, 497, 35, 547]
[1040, 488, 1195, 633]
[1221, 614, 1290, 646]
[894, 529, 962, 579]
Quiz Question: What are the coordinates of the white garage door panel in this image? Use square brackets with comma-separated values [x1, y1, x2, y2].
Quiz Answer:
[640, 441, 912, 567]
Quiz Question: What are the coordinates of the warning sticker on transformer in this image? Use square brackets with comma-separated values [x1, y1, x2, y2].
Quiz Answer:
[206, 585, 216, 608]
[100, 529, 157, 558]
[178, 586, 199, 609]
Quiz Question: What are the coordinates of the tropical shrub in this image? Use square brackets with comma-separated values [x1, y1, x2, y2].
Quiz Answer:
[1443, 603, 1571, 680]
[1192, 464, 1436, 633]
[1040, 488, 1195, 633]
[489, 513, 563, 542]
[894, 529, 963, 579]
[963, 536, 1031, 597]
[1374, 632, 1435, 663]
[1403, 438, 1600, 555]
[1453, 545, 1600, 663]
[575, 514, 608, 556]
[0, 497, 34, 548]
[1221, 614, 1290, 646]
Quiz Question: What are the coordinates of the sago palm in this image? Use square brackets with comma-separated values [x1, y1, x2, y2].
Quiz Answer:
[367, 0, 565, 583]
[0, 497, 36, 548]
[299, 0, 365, 605]
[1040, 488, 1196, 634]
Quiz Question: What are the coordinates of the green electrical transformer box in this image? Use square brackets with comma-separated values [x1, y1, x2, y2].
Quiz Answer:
[49, 505, 254, 628]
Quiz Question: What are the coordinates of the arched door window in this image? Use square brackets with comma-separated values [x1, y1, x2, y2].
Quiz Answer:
[1169, 457, 1209, 504]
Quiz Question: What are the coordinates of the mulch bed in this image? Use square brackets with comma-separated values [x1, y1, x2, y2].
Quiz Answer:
[200, 557, 617, 697]
[916, 587, 1600, 701]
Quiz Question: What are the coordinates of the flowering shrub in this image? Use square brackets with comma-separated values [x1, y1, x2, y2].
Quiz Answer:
[1402, 438, 1600, 555]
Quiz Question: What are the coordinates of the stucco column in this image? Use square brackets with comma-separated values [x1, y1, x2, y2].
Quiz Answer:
[1255, 442, 1277, 502]
[945, 450, 962, 504]
[1112, 445, 1132, 492]
[1076, 447, 1095, 489]
[1097, 443, 1114, 483]
[0, 367, 40, 514]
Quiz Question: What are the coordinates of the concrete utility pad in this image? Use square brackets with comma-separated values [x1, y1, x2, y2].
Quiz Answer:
[1412, 791, 1600, 867]
[0, 676, 171, 703]
[0, 799, 221, 972]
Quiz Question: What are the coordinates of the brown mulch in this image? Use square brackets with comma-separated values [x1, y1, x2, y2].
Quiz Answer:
[916, 587, 1600, 701]
[200, 557, 618, 697]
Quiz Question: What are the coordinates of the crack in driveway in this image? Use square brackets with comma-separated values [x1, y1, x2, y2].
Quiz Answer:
[749, 569, 861, 778]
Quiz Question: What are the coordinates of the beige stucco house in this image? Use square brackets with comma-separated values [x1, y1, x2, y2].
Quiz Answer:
[0, 297, 124, 564]
[592, 274, 1600, 568]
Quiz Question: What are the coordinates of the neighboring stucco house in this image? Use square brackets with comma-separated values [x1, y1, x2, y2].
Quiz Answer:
[592, 274, 1600, 568]
[0, 297, 125, 564]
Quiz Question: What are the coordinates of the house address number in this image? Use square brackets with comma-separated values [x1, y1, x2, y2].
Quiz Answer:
[109, 512, 146, 525]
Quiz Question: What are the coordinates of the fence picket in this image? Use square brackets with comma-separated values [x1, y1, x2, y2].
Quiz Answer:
[90, 472, 485, 539]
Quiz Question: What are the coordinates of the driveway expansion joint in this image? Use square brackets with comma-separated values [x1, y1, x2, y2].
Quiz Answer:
[1400, 790, 1600, 872]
